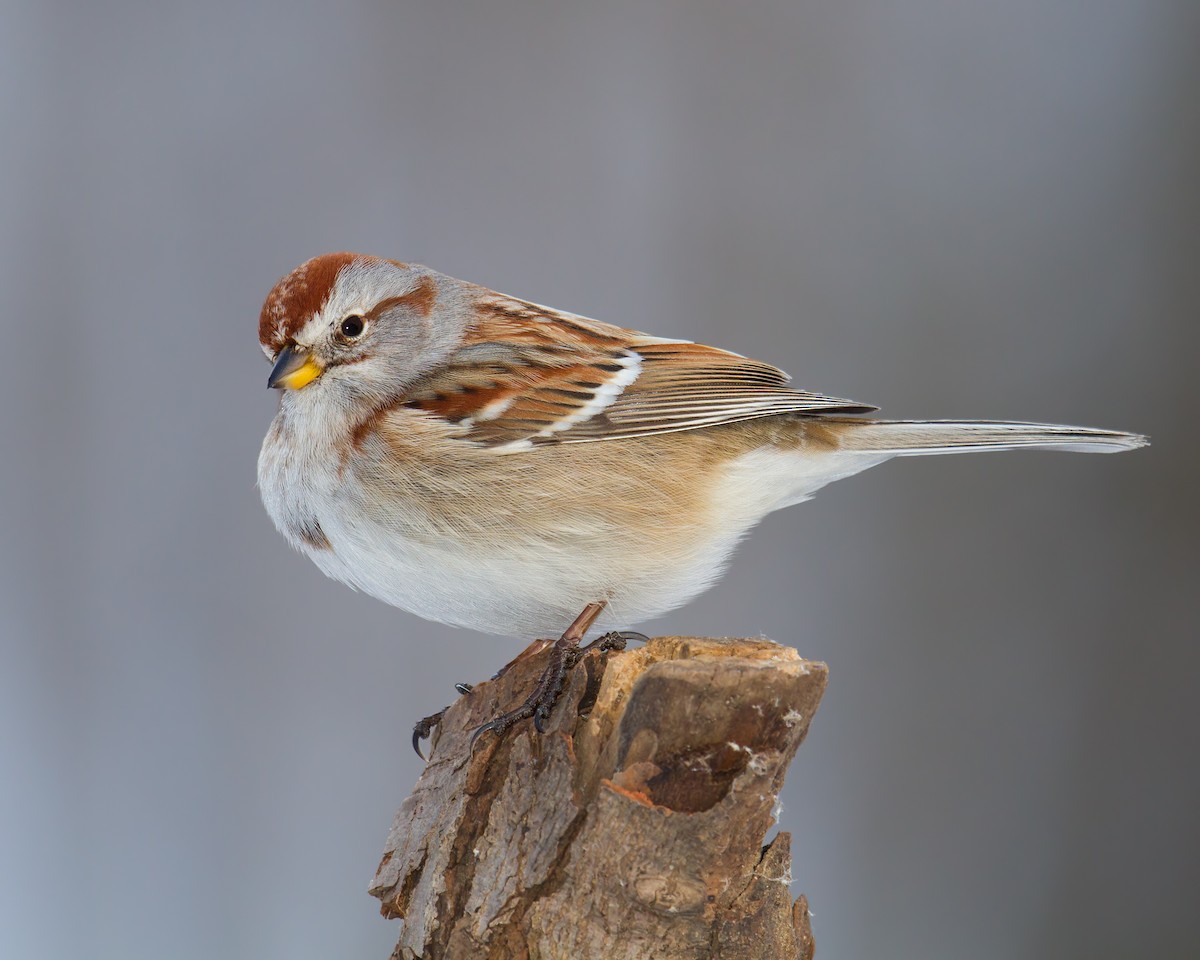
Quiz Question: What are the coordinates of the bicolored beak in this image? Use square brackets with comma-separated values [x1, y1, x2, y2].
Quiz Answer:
[268, 343, 323, 390]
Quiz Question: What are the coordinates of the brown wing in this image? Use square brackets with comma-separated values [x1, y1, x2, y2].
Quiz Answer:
[403, 292, 875, 448]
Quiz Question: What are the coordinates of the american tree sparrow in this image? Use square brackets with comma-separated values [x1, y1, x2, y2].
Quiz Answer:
[257, 253, 1145, 750]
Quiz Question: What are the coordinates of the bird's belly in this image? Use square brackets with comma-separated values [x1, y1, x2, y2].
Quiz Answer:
[258, 416, 843, 639]
[311, 515, 735, 638]
[257, 433, 720, 635]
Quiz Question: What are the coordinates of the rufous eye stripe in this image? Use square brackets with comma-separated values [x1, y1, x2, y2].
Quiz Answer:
[366, 275, 438, 320]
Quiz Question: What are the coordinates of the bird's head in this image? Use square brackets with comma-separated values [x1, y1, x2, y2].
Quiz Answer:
[259, 252, 469, 402]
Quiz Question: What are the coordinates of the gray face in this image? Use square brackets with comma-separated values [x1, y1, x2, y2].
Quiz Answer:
[264, 255, 474, 406]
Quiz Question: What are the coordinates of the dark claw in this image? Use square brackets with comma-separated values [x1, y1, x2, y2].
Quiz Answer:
[470, 713, 517, 751]
[587, 630, 646, 653]
[412, 710, 445, 760]
[412, 684, 478, 760]
[533, 700, 551, 735]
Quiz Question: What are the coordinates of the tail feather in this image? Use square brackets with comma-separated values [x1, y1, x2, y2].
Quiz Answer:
[829, 419, 1148, 456]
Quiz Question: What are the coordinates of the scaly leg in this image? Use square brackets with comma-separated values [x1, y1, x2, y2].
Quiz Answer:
[471, 602, 626, 748]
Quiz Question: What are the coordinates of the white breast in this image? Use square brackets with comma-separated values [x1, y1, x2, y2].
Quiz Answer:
[258, 419, 746, 637]
[259, 403, 892, 638]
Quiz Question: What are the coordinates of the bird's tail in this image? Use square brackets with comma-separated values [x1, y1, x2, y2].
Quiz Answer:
[825, 419, 1147, 456]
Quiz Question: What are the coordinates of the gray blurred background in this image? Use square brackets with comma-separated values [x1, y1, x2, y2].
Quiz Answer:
[2, 2, 1196, 958]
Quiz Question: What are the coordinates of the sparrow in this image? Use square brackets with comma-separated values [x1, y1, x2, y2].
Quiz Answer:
[257, 252, 1146, 750]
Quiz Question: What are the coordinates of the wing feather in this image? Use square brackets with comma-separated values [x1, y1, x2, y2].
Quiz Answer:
[402, 293, 875, 447]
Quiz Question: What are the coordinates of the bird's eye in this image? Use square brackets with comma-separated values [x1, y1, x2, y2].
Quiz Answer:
[339, 315, 366, 339]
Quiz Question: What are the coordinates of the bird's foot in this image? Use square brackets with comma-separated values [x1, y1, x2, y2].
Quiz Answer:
[471, 603, 633, 750]
[584, 630, 646, 655]
[411, 711, 444, 760]
[468, 635, 580, 748]
[411, 682, 476, 760]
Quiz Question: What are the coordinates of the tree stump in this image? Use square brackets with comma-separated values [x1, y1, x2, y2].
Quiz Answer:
[370, 636, 826, 959]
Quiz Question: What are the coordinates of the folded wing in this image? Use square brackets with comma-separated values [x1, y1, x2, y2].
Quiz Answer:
[403, 293, 874, 448]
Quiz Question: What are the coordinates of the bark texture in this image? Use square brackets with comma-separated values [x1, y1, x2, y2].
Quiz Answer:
[371, 636, 826, 959]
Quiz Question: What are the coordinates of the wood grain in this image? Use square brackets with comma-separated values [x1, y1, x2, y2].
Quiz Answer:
[371, 636, 826, 959]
